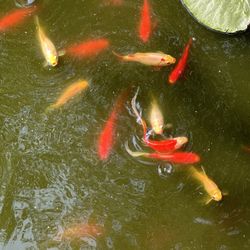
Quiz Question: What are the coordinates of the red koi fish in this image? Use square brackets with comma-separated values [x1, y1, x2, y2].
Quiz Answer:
[64, 38, 110, 58]
[0, 6, 37, 32]
[139, 0, 152, 43]
[168, 38, 193, 84]
[98, 90, 129, 160]
[144, 136, 188, 152]
[125, 143, 200, 164]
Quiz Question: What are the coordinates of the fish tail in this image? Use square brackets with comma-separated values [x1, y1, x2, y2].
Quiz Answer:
[125, 142, 146, 157]
[45, 104, 56, 113]
[34, 15, 40, 29]
[112, 51, 125, 60]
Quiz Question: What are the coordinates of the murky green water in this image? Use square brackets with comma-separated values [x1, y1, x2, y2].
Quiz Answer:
[0, 0, 250, 249]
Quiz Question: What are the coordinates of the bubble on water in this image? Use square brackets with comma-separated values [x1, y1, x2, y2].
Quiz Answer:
[157, 163, 174, 178]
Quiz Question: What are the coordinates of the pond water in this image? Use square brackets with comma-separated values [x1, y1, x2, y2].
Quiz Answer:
[0, 0, 250, 249]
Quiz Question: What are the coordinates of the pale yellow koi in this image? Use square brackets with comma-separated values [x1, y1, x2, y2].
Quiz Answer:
[113, 51, 176, 66]
[47, 80, 89, 111]
[190, 166, 223, 204]
[149, 98, 164, 134]
[35, 16, 58, 67]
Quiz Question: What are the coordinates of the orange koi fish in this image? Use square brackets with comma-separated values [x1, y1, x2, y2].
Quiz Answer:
[139, 0, 151, 43]
[168, 38, 192, 84]
[0, 6, 37, 31]
[46, 80, 89, 111]
[98, 90, 129, 160]
[125, 142, 200, 164]
[190, 166, 223, 204]
[62, 223, 103, 239]
[113, 51, 175, 67]
[63, 38, 110, 58]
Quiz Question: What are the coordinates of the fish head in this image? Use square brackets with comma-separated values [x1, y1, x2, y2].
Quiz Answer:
[211, 189, 222, 201]
[152, 122, 163, 134]
[49, 54, 58, 67]
[164, 55, 176, 65]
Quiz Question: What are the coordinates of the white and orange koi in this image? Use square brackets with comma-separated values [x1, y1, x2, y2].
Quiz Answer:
[113, 51, 176, 67]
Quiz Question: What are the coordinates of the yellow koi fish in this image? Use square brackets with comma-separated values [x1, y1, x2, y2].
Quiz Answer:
[113, 51, 176, 66]
[190, 166, 223, 204]
[46, 80, 89, 111]
[149, 98, 164, 135]
[35, 16, 58, 67]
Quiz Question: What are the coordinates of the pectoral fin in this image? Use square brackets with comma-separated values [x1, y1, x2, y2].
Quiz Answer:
[58, 50, 66, 57]
[200, 195, 212, 205]
[43, 61, 49, 67]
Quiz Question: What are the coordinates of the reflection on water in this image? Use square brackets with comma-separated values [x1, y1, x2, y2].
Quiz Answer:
[0, 0, 250, 249]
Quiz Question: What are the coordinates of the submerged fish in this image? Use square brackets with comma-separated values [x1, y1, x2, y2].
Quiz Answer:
[63, 38, 110, 58]
[190, 166, 223, 204]
[113, 51, 176, 67]
[98, 89, 129, 160]
[125, 142, 200, 164]
[149, 98, 164, 135]
[46, 80, 89, 111]
[0, 6, 37, 31]
[35, 16, 58, 67]
[131, 89, 188, 152]
[168, 38, 192, 84]
[139, 0, 152, 43]
[62, 223, 103, 239]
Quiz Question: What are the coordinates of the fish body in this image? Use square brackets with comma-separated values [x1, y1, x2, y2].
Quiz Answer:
[144, 136, 188, 152]
[47, 80, 89, 111]
[113, 51, 176, 66]
[190, 166, 222, 204]
[0, 6, 37, 31]
[169, 38, 192, 84]
[35, 16, 58, 67]
[139, 0, 151, 43]
[98, 90, 129, 160]
[149, 99, 164, 134]
[125, 143, 200, 164]
[65, 38, 110, 58]
[62, 223, 103, 239]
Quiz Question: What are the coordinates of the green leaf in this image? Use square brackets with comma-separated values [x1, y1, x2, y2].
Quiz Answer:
[180, 0, 250, 33]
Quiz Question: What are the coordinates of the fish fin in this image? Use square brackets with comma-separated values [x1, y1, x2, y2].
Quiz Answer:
[34, 15, 39, 28]
[124, 142, 145, 157]
[43, 61, 49, 67]
[112, 51, 124, 60]
[152, 66, 162, 71]
[58, 50, 66, 57]
[200, 166, 208, 176]
[200, 195, 212, 205]
[222, 190, 229, 196]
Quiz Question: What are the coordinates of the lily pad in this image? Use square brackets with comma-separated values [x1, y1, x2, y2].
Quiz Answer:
[180, 0, 250, 33]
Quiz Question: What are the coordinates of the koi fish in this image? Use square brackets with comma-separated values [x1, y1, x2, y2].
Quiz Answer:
[98, 90, 129, 160]
[131, 89, 188, 152]
[168, 38, 192, 84]
[0, 6, 37, 31]
[35, 16, 58, 67]
[190, 166, 223, 204]
[149, 98, 164, 135]
[144, 136, 188, 152]
[46, 80, 89, 111]
[125, 142, 200, 164]
[139, 0, 151, 43]
[63, 38, 110, 58]
[113, 51, 176, 67]
[62, 223, 103, 239]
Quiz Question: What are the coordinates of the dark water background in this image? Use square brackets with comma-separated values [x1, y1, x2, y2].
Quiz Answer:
[0, 0, 250, 249]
